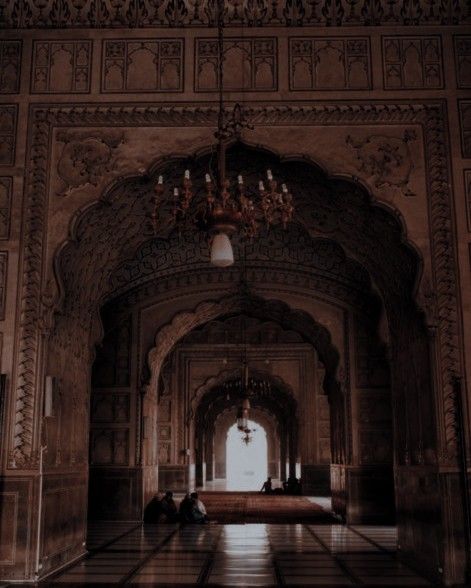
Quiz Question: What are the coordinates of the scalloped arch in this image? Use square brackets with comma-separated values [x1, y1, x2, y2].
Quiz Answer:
[53, 140, 422, 335]
[147, 291, 340, 398]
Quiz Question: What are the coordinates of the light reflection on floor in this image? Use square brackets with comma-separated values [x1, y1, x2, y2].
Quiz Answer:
[45, 522, 432, 586]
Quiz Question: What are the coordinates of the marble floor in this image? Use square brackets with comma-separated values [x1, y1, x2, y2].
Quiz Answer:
[43, 522, 433, 586]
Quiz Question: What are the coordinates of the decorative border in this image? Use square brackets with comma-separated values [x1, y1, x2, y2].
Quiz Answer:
[0, 0, 469, 29]
[11, 100, 461, 469]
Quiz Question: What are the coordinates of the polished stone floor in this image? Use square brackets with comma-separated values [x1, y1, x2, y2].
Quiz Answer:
[44, 522, 432, 586]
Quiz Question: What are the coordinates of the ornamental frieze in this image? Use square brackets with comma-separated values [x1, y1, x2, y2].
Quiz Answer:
[0, 0, 468, 28]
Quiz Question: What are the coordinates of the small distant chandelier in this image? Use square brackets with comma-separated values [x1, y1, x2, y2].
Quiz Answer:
[153, 0, 294, 267]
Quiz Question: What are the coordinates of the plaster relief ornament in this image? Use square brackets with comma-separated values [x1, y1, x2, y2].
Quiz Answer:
[56, 130, 124, 196]
[346, 129, 417, 196]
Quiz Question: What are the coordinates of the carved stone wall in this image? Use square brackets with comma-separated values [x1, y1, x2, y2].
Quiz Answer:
[0, 10, 469, 587]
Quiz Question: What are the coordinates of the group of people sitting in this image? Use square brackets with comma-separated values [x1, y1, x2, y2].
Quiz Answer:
[260, 476, 302, 495]
[144, 491, 209, 524]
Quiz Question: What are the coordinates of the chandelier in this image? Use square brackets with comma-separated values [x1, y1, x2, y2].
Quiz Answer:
[153, 0, 295, 267]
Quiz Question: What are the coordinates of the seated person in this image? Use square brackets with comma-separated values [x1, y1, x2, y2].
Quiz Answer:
[143, 493, 162, 523]
[285, 475, 297, 495]
[190, 492, 209, 523]
[160, 490, 178, 522]
[260, 477, 273, 494]
[179, 493, 194, 523]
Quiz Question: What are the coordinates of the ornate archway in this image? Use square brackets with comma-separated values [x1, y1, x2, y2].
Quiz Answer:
[27, 139, 452, 580]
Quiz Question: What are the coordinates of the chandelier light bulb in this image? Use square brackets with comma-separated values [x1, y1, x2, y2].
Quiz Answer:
[205, 173, 211, 183]
[210, 232, 234, 267]
[282, 183, 288, 193]
[173, 187, 179, 197]
[238, 175, 244, 185]
[158, 175, 163, 184]
[267, 169, 273, 180]
[184, 169, 190, 179]
[259, 181, 265, 191]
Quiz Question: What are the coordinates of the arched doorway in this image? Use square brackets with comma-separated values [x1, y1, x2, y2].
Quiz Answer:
[44, 141, 451, 581]
[226, 420, 268, 491]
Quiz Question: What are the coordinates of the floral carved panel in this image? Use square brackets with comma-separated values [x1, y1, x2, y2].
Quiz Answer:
[102, 39, 184, 93]
[31, 40, 92, 93]
[195, 38, 277, 92]
[289, 37, 371, 91]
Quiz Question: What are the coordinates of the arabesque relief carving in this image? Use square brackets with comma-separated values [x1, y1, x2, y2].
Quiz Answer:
[0, 0, 468, 28]
[12, 101, 461, 472]
[346, 129, 417, 196]
[55, 130, 125, 196]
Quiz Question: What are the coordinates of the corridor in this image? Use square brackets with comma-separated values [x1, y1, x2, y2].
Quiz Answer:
[44, 522, 432, 586]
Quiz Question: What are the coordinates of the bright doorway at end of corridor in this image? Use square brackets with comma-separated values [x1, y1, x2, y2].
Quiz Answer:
[226, 420, 267, 490]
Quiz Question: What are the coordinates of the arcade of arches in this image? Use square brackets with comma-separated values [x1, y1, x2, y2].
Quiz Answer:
[0, 7, 471, 586]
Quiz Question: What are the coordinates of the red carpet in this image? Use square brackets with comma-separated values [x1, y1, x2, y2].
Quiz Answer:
[199, 492, 332, 523]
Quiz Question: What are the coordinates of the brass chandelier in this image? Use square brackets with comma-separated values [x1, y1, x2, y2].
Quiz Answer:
[153, 0, 294, 267]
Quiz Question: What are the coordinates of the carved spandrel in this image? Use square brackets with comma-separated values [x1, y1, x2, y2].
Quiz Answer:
[0, 105, 17, 166]
[454, 36, 471, 88]
[0, 177, 12, 239]
[346, 130, 417, 196]
[102, 39, 184, 92]
[382, 36, 443, 89]
[290, 37, 371, 90]
[31, 40, 92, 93]
[196, 38, 277, 92]
[0, 41, 21, 94]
